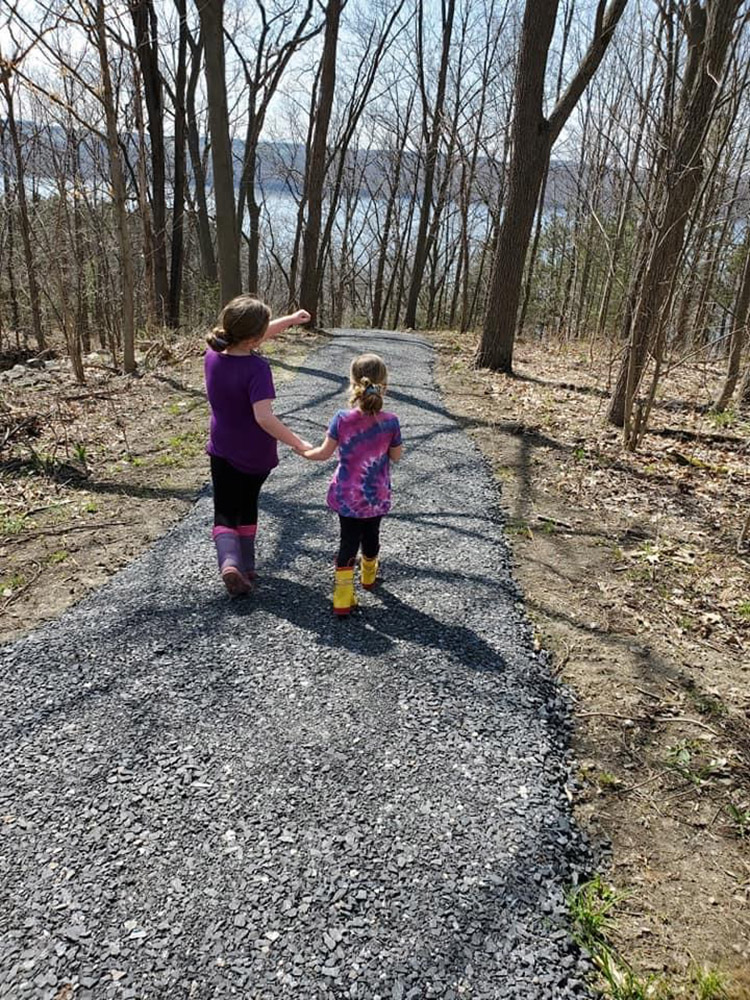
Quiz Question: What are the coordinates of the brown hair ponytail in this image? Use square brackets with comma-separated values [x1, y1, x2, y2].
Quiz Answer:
[350, 354, 388, 414]
[206, 294, 272, 352]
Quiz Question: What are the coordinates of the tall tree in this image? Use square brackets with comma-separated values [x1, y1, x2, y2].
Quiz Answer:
[167, 0, 189, 327]
[184, 21, 218, 285]
[403, 0, 456, 329]
[94, 0, 136, 372]
[713, 237, 750, 412]
[607, 0, 745, 430]
[129, 0, 169, 325]
[476, 0, 628, 372]
[0, 70, 45, 351]
[298, 0, 344, 324]
[196, 0, 241, 306]
[229, 0, 317, 294]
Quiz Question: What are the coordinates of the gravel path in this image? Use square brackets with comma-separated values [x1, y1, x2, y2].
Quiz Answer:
[0, 331, 591, 999]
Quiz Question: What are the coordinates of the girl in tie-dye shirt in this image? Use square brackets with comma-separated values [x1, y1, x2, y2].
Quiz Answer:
[302, 353, 402, 615]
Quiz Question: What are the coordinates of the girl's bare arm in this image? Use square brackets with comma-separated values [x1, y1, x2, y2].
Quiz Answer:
[264, 309, 311, 340]
[389, 444, 403, 462]
[302, 435, 338, 461]
[253, 399, 312, 451]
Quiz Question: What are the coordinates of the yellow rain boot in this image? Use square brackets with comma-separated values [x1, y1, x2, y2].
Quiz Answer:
[360, 555, 379, 590]
[333, 567, 358, 616]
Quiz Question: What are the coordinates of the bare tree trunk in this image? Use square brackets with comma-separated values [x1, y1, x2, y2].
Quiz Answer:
[477, 0, 628, 372]
[595, 45, 656, 342]
[197, 0, 241, 306]
[403, 0, 456, 329]
[95, 0, 136, 373]
[608, 0, 743, 428]
[1, 75, 45, 351]
[517, 0, 575, 337]
[70, 131, 91, 355]
[298, 0, 343, 325]
[168, 0, 189, 327]
[739, 363, 750, 410]
[133, 58, 157, 326]
[130, 0, 168, 325]
[714, 242, 750, 411]
[231, 2, 316, 294]
[1, 124, 21, 342]
[185, 25, 217, 284]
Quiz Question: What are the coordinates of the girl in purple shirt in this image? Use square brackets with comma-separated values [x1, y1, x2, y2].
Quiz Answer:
[204, 295, 312, 596]
[302, 353, 402, 615]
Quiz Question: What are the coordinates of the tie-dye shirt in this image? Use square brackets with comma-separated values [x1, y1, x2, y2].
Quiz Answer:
[326, 408, 402, 518]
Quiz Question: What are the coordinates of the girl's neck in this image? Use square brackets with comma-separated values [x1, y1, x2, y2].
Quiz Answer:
[224, 341, 260, 356]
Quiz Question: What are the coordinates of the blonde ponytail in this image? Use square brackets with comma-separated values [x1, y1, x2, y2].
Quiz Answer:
[349, 354, 388, 414]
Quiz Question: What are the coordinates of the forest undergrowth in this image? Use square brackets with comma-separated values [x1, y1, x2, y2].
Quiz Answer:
[433, 330, 750, 1000]
[0, 328, 326, 643]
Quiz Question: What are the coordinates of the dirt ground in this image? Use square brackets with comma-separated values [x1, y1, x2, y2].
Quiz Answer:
[0, 328, 327, 644]
[432, 331, 750, 998]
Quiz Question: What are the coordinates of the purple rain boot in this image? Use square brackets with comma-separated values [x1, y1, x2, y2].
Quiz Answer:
[237, 524, 258, 581]
[212, 526, 251, 597]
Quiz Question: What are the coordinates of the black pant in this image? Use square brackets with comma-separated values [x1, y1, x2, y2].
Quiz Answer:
[337, 515, 381, 568]
[210, 455, 269, 528]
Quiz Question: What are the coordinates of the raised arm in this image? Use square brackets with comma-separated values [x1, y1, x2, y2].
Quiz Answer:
[253, 398, 311, 452]
[302, 435, 338, 461]
[264, 308, 311, 341]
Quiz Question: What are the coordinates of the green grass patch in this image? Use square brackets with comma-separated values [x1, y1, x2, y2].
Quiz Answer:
[688, 690, 726, 719]
[506, 517, 533, 540]
[568, 877, 670, 999]
[664, 740, 726, 786]
[596, 772, 621, 791]
[163, 429, 204, 461]
[691, 965, 730, 1000]
[0, 513, 29, 536]
[724, 802, 750, 841]
[0, 572, 27, 595]
[708, 409, 736, 429]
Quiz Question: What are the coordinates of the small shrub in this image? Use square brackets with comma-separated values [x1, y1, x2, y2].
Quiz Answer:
[725, 802, 750, 840]
[691, 965, 729, 1000]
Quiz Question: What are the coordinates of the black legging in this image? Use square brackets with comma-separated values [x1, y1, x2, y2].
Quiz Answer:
[210, 455, 269, 528]
[337, 515, 381, 568]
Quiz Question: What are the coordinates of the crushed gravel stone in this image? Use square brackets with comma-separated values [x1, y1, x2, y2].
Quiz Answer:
[0, 330, 592, 999]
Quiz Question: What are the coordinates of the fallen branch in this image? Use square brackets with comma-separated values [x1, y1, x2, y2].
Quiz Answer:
[656, 715, 720, 736]
[25, 498, 78, 516]
[577, 710, 720, 736]
[537, 514, 574, 530]
[3, 520, 132, 544]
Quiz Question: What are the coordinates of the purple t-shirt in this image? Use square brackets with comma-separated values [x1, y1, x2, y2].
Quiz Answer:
[326, 408, 402, 518]
[204, 350, 278, 474]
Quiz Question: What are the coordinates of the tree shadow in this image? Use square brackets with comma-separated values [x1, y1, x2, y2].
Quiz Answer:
[513, 369, 726, 423]
[0, 456, 202, 503]
[150, 371, 207, 401]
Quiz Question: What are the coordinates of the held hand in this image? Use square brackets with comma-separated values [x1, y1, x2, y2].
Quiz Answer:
[294, 439, 313, 455]
[293, 309, 311, 326]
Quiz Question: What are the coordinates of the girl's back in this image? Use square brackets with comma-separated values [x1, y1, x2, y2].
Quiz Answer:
[204, 349, 277, 475]
[327, 408, 401, 518]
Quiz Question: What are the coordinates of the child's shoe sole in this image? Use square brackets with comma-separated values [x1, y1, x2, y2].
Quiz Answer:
[221, 566, 252, 597]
